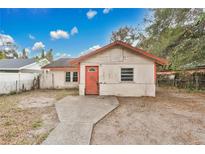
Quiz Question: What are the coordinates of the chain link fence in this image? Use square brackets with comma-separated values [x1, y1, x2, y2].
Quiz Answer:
[157, 72, 205, 90]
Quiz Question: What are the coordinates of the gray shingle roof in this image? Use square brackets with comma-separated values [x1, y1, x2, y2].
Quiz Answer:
[43, 58, 76, 68]
[0, 59, 36, 70]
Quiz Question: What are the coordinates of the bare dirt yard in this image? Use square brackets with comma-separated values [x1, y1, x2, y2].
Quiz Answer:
[0, 89, 78, 145]
[91, 87, 205, 145]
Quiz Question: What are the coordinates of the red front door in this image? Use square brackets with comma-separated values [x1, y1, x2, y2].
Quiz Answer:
[85, 66, 99, 95]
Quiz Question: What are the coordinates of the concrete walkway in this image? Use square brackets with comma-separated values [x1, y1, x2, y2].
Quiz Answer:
[42, 96, 119, 145]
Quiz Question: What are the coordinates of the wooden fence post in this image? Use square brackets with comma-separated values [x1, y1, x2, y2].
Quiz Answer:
[37, 76, 40, 89]
[16, 80, 18, 92]
[195, 76, 199, 90]
[52, 73, 54, 89]
[156, 78, 158, 87]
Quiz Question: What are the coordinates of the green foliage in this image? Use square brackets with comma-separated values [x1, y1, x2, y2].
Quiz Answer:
[45, 49, 53, 62]
[110, 26, 139, 45]
[0, 41, 19, 59]
[0, 51, 5, 59]
[41, 49, 45, 58]
[32, 120, 43, 129]
[37, 49, 53, 62]
[22, 48, 28, 59]
[110, 9, 205, 70]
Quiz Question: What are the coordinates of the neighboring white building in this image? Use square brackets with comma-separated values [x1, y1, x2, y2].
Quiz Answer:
[0, 58, 49, 73]
[0, 58, 49, 94]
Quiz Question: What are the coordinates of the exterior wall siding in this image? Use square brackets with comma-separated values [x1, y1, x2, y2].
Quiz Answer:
[100, 83, 155, 96]
[40, 70, 78, 89]
[79, 46, 156, 96]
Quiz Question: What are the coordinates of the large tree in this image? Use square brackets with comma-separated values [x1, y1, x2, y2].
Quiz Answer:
[45, 49, 53, 62]
[110, 9, 205, 70]
[141, 9, 205, 70]
[110, 26, 139, 45]
[41, 49, 45, 58]
[0, 51, 5, 59]
[0, 34, 19, 59]
[22, 48, 29, 59]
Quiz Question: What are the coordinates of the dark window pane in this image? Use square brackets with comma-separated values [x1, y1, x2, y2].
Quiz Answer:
[65, 72, 70, 82]
[73, 72, 78, 82]
[121, 68, 134, 81]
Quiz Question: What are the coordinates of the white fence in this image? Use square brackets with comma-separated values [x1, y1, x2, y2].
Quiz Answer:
[40, 71, 54, 89]
[0, 73, 39, 94]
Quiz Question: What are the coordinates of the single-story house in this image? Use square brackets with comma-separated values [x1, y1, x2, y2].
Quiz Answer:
[42, 41, 167, 96]
[40, 58, 79, 89]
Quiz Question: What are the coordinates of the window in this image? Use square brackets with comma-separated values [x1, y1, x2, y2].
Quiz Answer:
[121, 68, 134, 81]
[89, 68, 96, 72]
[73, 72, 78, 82]
[65, 72, 70, 82]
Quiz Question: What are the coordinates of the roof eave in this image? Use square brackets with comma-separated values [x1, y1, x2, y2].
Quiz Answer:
[0, 68, 20, 71]
[42, 66, 77, 69]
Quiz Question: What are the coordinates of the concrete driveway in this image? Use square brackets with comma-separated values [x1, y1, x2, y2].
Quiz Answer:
[42, 96, 119, 145]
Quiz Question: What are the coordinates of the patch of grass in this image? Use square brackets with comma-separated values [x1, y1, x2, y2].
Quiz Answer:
[158, 85, 205, 93]
[0, 96, 19, 112]
[35, 130, 51, 144]
[32, 120, 43, 129]
[4, 119, 15, 126]
[186, 88, 205, 93]
[18, 138, 32, 145]
[9, 91, 17, 95]
[0, 89, 77, 144]
[4, 129, 19, 140]
[54, 88, 79, 100]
